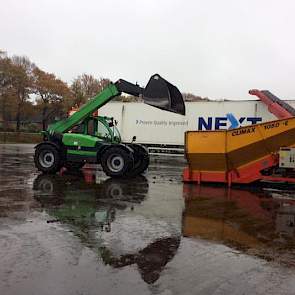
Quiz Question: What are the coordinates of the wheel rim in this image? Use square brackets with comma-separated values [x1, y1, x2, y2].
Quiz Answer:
[39, 179, 54, 193]
[39, 151, 55, 168]
[107, 183, 123, 198]
[107, 155, 124, 173]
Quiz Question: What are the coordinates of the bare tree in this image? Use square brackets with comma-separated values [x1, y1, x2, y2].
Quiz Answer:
[71, 74, 110, 106]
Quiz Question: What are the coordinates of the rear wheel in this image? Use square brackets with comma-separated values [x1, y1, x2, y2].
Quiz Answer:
[101, 147, 134, 178]
[34, 175, 55, 194]
[34, 144, 61, 174]
[126, 144, 149, 177]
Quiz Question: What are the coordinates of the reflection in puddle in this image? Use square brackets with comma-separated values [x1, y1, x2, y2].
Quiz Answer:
[33, 171, 149, 231]
[33, 171, 181, 284]
[3, 146, 295, 293]
[183, 184, 295, 265]
[32, 170, 295, 278]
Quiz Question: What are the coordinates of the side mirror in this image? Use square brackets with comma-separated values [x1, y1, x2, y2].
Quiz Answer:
[132, 136, 136, 143]
[109, 117, 115, 127]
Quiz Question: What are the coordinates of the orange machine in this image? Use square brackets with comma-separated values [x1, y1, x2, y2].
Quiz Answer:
[183, 90, 295, 186]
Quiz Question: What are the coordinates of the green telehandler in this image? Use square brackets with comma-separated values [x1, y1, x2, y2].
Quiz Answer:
[34, 74, 185, 178]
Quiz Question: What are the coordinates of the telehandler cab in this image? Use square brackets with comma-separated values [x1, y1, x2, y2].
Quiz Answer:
[34, 74, 185, 178]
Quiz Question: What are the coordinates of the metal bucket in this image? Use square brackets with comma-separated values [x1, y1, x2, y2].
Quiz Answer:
[143, 74, 185, 115]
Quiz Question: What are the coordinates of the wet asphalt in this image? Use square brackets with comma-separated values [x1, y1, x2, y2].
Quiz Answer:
[1, 144, 295, 295]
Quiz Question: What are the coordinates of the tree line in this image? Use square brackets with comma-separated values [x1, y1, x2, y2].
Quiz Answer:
[0, 50, 116, 131]
[0, 50, 206, 132]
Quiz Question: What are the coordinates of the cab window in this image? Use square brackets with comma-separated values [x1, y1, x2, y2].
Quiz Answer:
[96, 120, 110, 139]
[69, 123, 84, 134]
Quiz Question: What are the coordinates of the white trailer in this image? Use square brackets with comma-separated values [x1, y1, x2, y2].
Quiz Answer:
[99, 100, 295, 148]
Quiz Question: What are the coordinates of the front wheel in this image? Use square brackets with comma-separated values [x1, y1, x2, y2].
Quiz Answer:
[34, 144, 61, 174]
[101, 147, 134, 178]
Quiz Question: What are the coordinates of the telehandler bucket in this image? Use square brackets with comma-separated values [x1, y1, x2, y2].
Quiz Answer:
[142, 74, 186, 115]
[115, 74, 185, 115]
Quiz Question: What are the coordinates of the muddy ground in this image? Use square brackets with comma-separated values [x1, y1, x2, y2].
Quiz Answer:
[1, 144, 295, 295]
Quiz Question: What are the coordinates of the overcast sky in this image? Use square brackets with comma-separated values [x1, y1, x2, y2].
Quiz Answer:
[1, 0, 295, 100]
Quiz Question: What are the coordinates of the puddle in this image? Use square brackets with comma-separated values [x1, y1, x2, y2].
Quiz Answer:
[1, 144, 295, 294]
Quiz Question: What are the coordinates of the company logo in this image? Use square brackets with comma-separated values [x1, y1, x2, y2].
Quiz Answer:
[198, 113, 262, 130]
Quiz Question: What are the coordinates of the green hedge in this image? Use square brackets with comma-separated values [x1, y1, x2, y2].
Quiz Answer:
[0, 132, 42, 143]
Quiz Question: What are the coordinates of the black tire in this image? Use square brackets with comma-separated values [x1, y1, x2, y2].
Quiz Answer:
[102, 176, 148, 201]
[33, 174, 65, 205]
[34, 144, 61, 174]
[101, 147, 134, 178]
[64, 162, 84, 171]
[33, 174, 57, 194]
[126, 144, 150, 177]
[103, 179, 125, 199]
